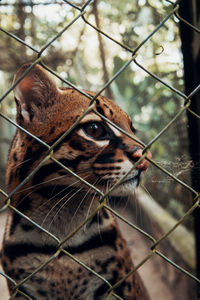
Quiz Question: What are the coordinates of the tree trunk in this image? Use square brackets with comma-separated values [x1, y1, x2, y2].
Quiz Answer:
[179, 0, 200, 297]
[93, 0, 113, 99]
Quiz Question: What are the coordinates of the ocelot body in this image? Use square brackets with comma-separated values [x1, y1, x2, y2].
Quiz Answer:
[2, 63, 151, 300]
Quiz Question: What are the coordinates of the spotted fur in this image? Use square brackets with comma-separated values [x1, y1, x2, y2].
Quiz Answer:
[2, 63, 151, 300]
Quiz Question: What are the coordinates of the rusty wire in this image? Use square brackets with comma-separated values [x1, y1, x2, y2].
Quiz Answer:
[0, 0, 200, 299]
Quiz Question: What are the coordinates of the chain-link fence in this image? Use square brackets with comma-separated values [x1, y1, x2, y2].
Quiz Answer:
[0, 0, 200, 299]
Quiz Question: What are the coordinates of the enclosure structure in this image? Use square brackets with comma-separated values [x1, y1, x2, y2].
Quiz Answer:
[0, 0, 200, 299]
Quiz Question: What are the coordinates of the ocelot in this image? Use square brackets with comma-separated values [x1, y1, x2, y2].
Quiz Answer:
[2, 63, 151, 300]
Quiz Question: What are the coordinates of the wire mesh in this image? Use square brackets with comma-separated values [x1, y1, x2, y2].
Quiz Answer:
[0, 0, 200, 299]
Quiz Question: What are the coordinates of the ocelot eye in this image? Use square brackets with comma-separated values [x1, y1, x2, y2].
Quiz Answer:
[82, 122, 108, 140]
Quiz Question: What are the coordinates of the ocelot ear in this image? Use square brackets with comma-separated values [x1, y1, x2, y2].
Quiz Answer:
[14, 63, 58, 124]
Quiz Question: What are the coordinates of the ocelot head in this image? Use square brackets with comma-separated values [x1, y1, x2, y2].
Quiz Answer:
[8, 63, 151, 198]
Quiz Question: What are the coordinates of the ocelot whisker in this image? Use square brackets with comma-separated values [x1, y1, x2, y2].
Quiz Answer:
[36, 176, 90, 211]
[15, 167, 93, 194]
[43, 174, 90, 229]
[15, 173, 68, 194]
[46, 186, 85, 233]
[16, 176, 81, 211]
[68, 188, 92, 232]
[83, 177, 101, 232]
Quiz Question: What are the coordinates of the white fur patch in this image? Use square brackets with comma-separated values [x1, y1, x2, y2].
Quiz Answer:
[107, 123, 121, 137]
[79, 113, 102, 123]
[77, 129, 109, 147]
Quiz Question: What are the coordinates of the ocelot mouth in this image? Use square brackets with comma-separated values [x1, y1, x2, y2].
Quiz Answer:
[120, 170, 141, 187]
[108, 170, 141, 196]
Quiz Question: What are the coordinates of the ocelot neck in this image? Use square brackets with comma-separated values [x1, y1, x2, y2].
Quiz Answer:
[9, 186, 114, 245]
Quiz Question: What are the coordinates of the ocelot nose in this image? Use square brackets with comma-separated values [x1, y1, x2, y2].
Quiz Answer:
[130, 147, 152, 171]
